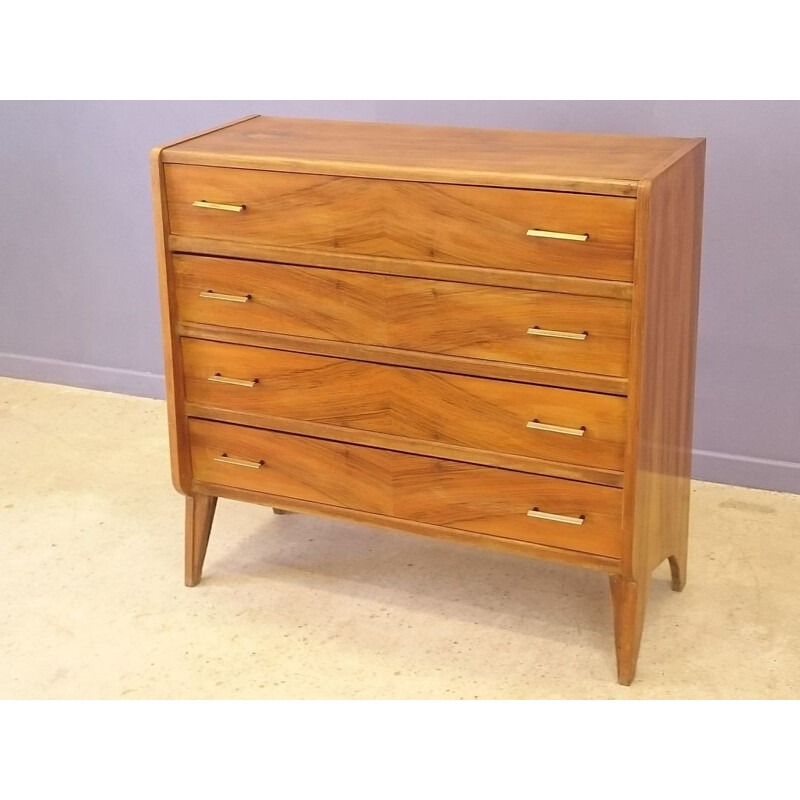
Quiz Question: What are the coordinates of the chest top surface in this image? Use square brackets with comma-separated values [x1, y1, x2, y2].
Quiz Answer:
[161, 115, 701, 197]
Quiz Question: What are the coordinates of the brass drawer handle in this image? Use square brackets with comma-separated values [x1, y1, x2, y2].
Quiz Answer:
[526, 228, 589, 242]
[527, 508, 585, 526]
[199, 290, 252, 303]
[527, 326, 588, 341]
[527, 419, 586, 437]
[214, 453, 264, 469]
[193, 200, 246, 213]
[208, 373, 259, 388]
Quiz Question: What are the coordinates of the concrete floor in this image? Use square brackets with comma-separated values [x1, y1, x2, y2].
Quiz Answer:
[0, 376, 798, 699]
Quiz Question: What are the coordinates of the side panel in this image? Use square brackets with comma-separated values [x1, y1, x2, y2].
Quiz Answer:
[623, 141, 706, 578]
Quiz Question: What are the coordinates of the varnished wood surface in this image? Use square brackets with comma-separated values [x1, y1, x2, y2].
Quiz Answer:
[161, 115, 698, 197]
[189, 419, 624, 558]
[151, 148, 193, 495]
[178, 322, 628, 396]
[155, 115, 259, 156]
[193, 480, 621, 574]
[173, 255, 632, 378]
[170, 234, 634, 301]
[185, 494, 217, 586]
[609, 574, 650, 685]
[184, 402, 623, 488]
[181, 338, 628, 474]
[166, 165, 636, 281]
[612, 139, 704, 683]
[152, 116, 706, 684]
[624, 140, 705, 579]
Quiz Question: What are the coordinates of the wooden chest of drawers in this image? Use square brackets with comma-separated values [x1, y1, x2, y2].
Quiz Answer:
[151, 115, 705, 685]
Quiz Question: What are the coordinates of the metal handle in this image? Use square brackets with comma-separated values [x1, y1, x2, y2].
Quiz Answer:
[526, 228, 589, 242]
[527, 508, 585, 526]
[527, 326, 588, 341]
[214, 454, 264, 469]
[526, 420, 586, 437]
[199, 290, 252, 303]
[193, 200, 245, 213]
[208, 374, 259, 388]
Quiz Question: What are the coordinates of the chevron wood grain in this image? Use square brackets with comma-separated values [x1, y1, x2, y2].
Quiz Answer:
[173, 255, 631, 377]
[181, 338, 627, 474]
[165, 165, 636, 281]
[153, 116, 705, 685]
[189, 418, 624, 559]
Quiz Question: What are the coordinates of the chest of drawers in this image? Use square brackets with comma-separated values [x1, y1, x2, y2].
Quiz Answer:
[151, 115, 705, 685]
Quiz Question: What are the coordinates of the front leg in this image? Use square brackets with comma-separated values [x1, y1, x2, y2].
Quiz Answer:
[185, 494, 218, 587]
[609, 573, 650, 685]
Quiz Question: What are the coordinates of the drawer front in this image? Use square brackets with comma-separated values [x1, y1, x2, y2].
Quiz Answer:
[189, 419, 623, 558]
[182, 338, 627, 471]
[173, 255, 631, 377]
[165, 165, 636, 281]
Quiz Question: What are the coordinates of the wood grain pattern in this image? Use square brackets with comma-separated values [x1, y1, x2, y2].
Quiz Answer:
[624, 140, 705, 578]
[613, 138, 705, 684]
[156, 115, 260, 154]
[185, 494, 217, 586]
[173, 255, 632, 378]
[161, 115, 697, 197]
[169, 234, 634, 301]
[151, 148, 193, 494]
[189, 419, 624, 558]
[165, 165, 636, 281]
[609, 574, 650, 686]
[193, 480, 621, 574]
[181, 338, 628, 473]
[184, 402, 622, 488]
[151, 117, 706, 684]
[178, 322, 628, 396]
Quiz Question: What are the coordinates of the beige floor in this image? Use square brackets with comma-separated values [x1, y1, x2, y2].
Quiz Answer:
[1, 376, 798, 699]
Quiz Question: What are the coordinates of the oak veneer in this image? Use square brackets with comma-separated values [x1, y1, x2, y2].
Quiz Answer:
[152, 116, 705, 685]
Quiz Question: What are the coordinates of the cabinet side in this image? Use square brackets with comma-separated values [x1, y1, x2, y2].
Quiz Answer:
[151, 147, 192, 494]
[623, 140, 706, 579]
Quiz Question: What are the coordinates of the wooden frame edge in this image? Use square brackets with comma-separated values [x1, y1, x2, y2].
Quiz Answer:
[183, 401, 625, 488]
[176, 322, 630, 397]
[168, 235, 635, 301]
[151, 146, 192, 495]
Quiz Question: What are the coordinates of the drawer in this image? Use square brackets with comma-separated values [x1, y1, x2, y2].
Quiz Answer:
[165, 165, 636, 281]
[173, 255, 631, 378]
[189, 419, 623, 558]
[182, 338, 627, 472]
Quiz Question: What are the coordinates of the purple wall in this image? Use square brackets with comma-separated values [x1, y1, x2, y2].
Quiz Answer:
[1, 101, 798, 493]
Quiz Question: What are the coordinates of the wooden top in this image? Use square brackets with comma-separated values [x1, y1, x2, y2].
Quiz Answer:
[161, 115, 702, 197]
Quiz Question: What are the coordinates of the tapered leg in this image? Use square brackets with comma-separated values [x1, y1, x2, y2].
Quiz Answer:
[609, 574, 650, 686]
[272, 508, 293, 515]
[668, 546, 688, 592]
[185, 494, 217, 587]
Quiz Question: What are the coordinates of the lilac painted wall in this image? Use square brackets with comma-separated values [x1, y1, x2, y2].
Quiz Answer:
[0, 101, 798, 492]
